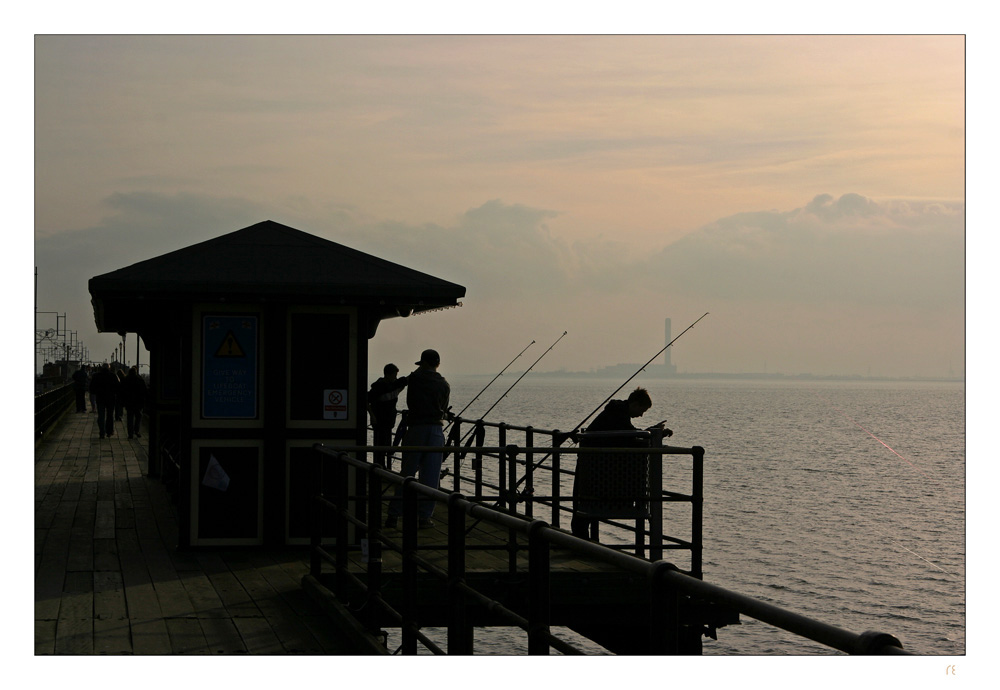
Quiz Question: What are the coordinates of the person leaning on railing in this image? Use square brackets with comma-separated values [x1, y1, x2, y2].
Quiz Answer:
[571, 387, 671, 540]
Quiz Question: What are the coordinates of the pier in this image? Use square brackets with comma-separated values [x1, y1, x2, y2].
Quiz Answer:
[35, 399, 915, 655]
[34, 408, 364, 654]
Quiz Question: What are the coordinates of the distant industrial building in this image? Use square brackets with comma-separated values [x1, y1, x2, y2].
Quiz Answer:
[587, 318, 678, 378]
[662, 318, 677, 375]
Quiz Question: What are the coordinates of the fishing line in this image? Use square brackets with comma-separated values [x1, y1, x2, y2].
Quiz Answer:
[865, 522, 958, 578]
[810, 390, 959, 579]
[515, 312, 710, 489]
[812, 391, 930, 480]
[463, 313, 709, 537]
[443, 331, 567, 479]
[469, 330, 567, 426]
[444, 338, 536, 433]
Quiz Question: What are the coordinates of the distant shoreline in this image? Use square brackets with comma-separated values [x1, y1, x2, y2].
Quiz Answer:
[451, 369, 965, 383]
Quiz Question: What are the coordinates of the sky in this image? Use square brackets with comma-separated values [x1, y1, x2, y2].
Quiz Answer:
[31, 33, 965, 380]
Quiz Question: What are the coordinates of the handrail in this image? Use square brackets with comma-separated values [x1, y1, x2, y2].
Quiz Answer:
[35, 382, 75, 440]
[309, 443, 912, 655]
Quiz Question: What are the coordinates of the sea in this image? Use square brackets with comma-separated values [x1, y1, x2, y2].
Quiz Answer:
[381, 375, 966, 657]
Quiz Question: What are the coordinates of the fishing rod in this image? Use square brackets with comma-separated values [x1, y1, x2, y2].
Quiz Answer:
[464, 313, 709, 536]
[467, 330, 567, 429]
[572, 311, 709, 437]
[443, 338, 535, 433]
[443, 331, 567, 479]
[514, 311, 709, 490]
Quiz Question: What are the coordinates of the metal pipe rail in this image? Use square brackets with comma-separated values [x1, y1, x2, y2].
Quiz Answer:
[360, 435, 701, 571]
[451, 415, 701, 572]
[310, 444, 911, 655]
[35, 382, 75, 440]
[311, 446, 585, 655]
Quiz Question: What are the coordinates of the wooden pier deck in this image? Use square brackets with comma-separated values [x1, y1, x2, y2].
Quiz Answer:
[34, 410, 361, 655]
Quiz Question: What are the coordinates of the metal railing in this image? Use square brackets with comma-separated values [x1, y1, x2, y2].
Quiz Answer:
[441, 417, 702, 572]
[35, 382, 75, 440]
[308, 442, 912, 656]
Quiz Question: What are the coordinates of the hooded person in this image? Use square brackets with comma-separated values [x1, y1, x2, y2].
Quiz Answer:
[367, 363, 408, 467]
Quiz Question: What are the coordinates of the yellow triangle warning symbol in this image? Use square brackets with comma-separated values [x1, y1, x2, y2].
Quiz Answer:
[215, 331, 246, 357]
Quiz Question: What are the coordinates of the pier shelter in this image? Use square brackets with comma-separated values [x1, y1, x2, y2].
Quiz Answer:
[89, 220, 465, 548]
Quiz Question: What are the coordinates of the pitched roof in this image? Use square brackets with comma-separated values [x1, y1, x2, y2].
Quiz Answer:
[89, 220, 465, 333]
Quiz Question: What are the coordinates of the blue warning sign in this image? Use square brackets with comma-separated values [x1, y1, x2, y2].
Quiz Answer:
[202, 315, 258, 419]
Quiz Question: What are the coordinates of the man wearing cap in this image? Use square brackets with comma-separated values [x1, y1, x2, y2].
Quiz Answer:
[385, 349, 451, 529]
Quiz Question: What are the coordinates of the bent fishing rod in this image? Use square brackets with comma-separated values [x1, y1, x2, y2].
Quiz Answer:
[514, 311, 709, 490]
[443, 338, 535, 434]
[442, 330, 567, 479]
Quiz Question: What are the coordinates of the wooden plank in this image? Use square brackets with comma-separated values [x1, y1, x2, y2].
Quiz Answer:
[198, 616, 248, 654]
[55, 572, 93, 654]
[93, 538, 119, 572]
[114, 493, 135, 529]
[231, 616, 284, 654]
[225, 555, 320, 652]
[178, 570, 227, 618]
[152, 578, 194, 620]
[141, 534, 194, 620]
[94, 571, 127, 621]
[165, 617, 210, 654]
[95, 500, 116, 539]
[124, 581, 163, 621]
[35, 619, 57, 655]
[66, 529, 94, 572]
[94, 617, 132, 655]
[130, 618, 173, 655]
[196, 553, 259, 618]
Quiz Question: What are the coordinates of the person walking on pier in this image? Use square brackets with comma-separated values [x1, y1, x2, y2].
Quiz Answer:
[88, 371, 98, 412]
[90, 363, 119, 439]
[114, 367, 126, 421]
[123, 366, 147, 439]
[72, 366, 89, 412]
[571, 387, 670, 541]
[385, 349, 451, 530]
[367, 363, 408, 468]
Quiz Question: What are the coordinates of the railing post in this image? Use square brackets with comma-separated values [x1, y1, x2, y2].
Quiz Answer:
[649, 430, 664, 562]
[334, 451, 350, 599]
[527, 519, 551, 655]
[503, 445, 520, 575]
[524, 427, 534, 519]
[450, 419, 462, 492]
[474, 420, 484, 500]
[649, 561, 681, 654]
[691, 446, 704, 579]
[365, 466, 383, 632]
[447, 493, 473, 654]
[507, 444, 519, 515]
[497, 424, 507, 503]
[310, 447, 323, 576]
[551, 431, 562, 528]
[401, 476, 418, 655]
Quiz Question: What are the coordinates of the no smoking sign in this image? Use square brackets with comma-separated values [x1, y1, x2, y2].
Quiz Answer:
[323, 389, 348, 420]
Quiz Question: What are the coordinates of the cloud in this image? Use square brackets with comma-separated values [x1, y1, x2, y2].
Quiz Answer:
[646, 193, 964, 311]
[34, 190, 964, 376]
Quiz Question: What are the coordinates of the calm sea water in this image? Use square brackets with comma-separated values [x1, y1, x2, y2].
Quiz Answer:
[383, 375, 965, 656]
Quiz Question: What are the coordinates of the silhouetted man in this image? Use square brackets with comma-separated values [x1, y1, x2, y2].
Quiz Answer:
[385, 349, 451, 530]
[90, 363, 119, 439]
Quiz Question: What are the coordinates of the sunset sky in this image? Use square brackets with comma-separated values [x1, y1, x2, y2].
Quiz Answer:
[31, 33, 966, 379]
